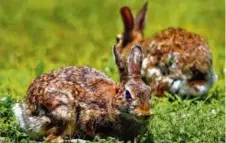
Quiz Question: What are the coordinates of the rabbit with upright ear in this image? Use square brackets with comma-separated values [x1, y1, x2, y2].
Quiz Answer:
[115, 2, 217, 97]
[12, 45, 151, 142]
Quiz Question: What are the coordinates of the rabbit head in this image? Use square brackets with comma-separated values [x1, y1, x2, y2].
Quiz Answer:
[113, 45, 151, 119]
[115, 2, 148, 56]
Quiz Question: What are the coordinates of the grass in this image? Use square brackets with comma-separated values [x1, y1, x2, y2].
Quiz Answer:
[0, 0, 225, 142]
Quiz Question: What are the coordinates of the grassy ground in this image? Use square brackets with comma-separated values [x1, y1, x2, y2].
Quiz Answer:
[0, 0, 225, 142]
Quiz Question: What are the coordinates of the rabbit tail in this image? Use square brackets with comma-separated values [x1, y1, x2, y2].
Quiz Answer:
[12, 103, 50, 139]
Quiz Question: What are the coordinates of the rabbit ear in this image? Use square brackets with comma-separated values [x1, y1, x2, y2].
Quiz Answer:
[113, 45, 128, 81]
[120, 6, 134, 46]
[128, 45, 143, 76]
[120, 6, 134, 32]
[134, 2, 148, 32]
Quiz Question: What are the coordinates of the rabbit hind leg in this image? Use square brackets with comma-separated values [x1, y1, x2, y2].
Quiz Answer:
[43, 91, 76, 140]
[186, 80, 209, 96]
[45, 120, 72, 142]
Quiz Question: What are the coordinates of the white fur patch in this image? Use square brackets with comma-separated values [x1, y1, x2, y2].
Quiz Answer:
[161, 77, 173, 85]
[133, 50, 141, 64]
[195, 85, 208, 94]
[55, 94, 68, 104]
[170, 80, 183, 93]
[12, 103, 50, 139]
[171, 63, 177, 71]
[12, 103, 26, 129]
[27, 116, 50, 133]
[175, 80, 209, 96]
[142, 58, 150, 69]
[51, 106, 71, 120]
[131, 100, 138, 107]
[147, 68, 161, 77]
[69, 139, 87, 143]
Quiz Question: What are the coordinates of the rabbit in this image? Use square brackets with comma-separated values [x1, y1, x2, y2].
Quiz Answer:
[115, 2, 217, 97]
[12, 45, 152, 142]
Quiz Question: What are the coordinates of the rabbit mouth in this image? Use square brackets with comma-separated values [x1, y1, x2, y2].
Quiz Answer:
[119, 108, 151, 122]
[132, 112, 151, 121]
[117, 105, 151, 121]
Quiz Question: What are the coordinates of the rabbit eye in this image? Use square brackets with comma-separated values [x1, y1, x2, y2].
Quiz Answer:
[116, 35, 122, 43]
[125, 90, 132, 100]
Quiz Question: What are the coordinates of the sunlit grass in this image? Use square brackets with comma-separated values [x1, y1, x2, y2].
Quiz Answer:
[0, 0, 224, 142]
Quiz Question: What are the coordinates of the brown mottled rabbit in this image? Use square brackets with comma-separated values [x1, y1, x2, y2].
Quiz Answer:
[115, 2, 217, 97]
[13, 45, 151, 142]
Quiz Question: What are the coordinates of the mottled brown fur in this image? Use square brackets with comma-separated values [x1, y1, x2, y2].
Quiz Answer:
[116, 2, 216, 97]
[16, 46, 151, 142]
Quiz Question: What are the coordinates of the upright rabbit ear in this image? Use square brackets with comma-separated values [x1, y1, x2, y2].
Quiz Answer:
[120, 6, 134, 32]
[134, 2, 148, 32]
[113, 45, 128, 81]
[120, 6, 134, 46]
[128, 45, 143, 77]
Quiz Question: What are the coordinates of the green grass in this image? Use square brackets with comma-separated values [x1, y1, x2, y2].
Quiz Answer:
[0, 0, 225, 142]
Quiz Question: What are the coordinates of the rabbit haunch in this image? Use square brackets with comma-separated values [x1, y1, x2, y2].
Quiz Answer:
[28, 67, 117, 127]
[116, 2, 217, 97]
[14, 67, 117, 139]
[13, 45, 151, 142]
[139, 28, 217, 96]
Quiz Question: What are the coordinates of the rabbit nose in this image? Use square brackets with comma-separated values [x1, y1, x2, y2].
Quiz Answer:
[140, 103, 150, 111]
[138, 103, 152, 119]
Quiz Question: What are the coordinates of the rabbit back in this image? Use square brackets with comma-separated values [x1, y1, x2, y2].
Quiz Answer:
[25, 66, 117, 138]
[142, 28, 212, 73]
[141, 28, 216, 96]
